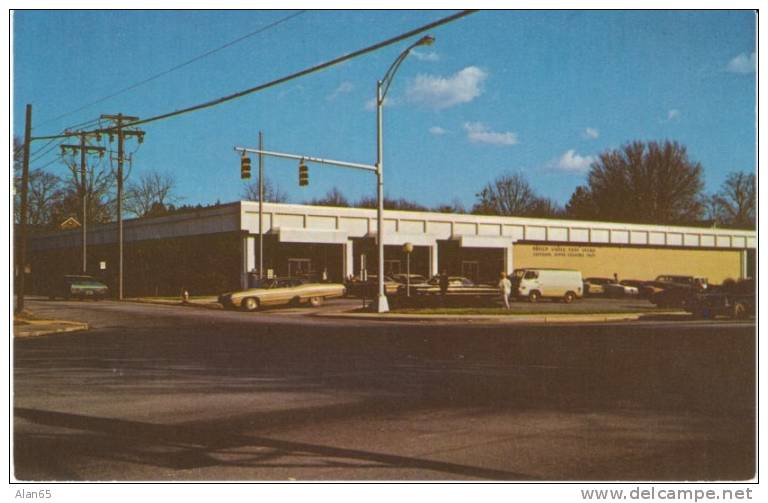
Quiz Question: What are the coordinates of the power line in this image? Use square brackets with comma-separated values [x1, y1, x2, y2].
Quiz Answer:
[29, 139, 66, 163]
[32, 10, 478, 141]
[26, 117, 102, 158]
[34, 10, 307, 129]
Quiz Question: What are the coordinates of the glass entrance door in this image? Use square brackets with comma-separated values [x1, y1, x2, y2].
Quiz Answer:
[461, 261, 480, 283]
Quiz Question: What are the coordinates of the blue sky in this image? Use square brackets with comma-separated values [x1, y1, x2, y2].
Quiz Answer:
[13, 10, 757, 211]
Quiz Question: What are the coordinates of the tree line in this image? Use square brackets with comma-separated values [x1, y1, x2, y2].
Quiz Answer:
[15, 137, 755, 231]
[291, 140, 754, 229]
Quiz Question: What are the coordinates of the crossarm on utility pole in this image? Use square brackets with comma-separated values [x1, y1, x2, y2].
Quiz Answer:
[234, 147, 377, 173]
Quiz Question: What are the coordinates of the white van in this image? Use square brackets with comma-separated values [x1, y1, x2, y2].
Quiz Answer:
[510, 268, 583, 303]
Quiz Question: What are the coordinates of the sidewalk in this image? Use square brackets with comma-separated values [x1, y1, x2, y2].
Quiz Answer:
[14, 317, 89, 338]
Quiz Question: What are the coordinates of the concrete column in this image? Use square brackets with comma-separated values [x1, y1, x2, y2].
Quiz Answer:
[429, 243, 439, 278]
[505, 243, 514, 274]
[242, 235, 256, 289]
[741, 250, 748, 279]
[343, 240, 354, 280]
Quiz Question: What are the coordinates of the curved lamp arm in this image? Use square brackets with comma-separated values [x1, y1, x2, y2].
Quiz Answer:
[378, 35, 435, 103]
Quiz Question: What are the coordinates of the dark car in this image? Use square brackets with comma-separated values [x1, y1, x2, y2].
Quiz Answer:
[50, 275, 109, 300]
[583, 277, 614, 296]
[686, 279, 755, 319]
[346, 275, 400, 297]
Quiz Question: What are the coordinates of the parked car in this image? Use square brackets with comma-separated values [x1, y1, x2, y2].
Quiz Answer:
[393, 274, 431, 296]
[410, 276, 497, 297]
[603, 281, 640, 298]
[583, 277, 614, 296]
[685, 279, 755, 319]
[49, 275, 109, 300]
[218, 278, 346, 311]
[346, 275, 400, 297]
[616, 279, 655, 298]
[392, 273, 429, 286]
[642, 275, 707, 302]
[511, 268, 583, 303]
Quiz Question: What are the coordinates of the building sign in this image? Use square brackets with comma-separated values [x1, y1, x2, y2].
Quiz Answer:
[532, 245, 597, 258]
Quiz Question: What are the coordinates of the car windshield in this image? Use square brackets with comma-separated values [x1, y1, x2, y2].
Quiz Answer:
[524, 271, 538, 280]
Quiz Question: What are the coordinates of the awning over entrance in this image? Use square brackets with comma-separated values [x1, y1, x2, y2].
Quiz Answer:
[273, 227, 349, 244]
[366, 231, 437, 247]
[453, 235, 513, 248]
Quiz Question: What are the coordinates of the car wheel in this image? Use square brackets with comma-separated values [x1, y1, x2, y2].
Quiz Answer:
[309, 296, 324, 307]
[732, 302, 746, 319]
[528, 291, 540, 303]
[563, 291, 575, 304]
[241, 297, 259, 312]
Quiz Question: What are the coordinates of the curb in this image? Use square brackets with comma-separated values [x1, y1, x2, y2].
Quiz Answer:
[125, 298, 222, 310]
[14, 320, 89, 338]
[311, 312, 689, 324]
[122, 298, 688, 324]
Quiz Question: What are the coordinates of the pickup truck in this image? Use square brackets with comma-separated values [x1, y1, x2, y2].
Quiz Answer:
[648, 275, 708, 308]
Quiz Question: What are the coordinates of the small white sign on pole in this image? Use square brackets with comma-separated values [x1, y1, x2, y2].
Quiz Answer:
[100, 261, 107, 270]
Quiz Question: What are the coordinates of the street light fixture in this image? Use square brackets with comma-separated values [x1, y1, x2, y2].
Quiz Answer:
[374, 34, 435, 313]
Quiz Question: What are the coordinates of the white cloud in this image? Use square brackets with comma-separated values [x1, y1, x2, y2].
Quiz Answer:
[463, 122, 518, 146]
[411, 49, 440, 62]
[429, 126, 448, 135]
[726, 52, 756, 74]
[583, 127, 599, 140]
[553, 149, 595, 173]
[406, 66, 488, 109]
[667, 109, 681, 121]
[327, 81, 354, 101]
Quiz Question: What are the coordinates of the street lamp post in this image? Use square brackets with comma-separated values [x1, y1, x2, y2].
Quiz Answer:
[374, 34, 434, 314]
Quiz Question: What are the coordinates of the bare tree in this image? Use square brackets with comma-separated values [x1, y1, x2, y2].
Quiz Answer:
[713, 171, 755, 228]
[241, 177, 288, 203]
[434, 198, 467, 214]
[54, 149, 117, 226]
[472, 173, 538, 216]
[26, 170, 65, 226]
[356, 195, 428, 211]
[529, 197, 563, 218]
[308, 187, 350, 207]
[125, 171, 180, 218]
[582, 140, 704, 224]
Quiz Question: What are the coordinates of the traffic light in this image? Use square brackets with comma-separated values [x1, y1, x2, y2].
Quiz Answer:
[241, 155, 251, 179]
[298, 161, 309, 186]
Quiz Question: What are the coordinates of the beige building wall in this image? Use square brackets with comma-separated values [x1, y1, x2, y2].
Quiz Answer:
[513, 243, 742, 283]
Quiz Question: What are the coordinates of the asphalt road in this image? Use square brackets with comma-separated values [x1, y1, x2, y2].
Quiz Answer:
[13, 299, 756, 481]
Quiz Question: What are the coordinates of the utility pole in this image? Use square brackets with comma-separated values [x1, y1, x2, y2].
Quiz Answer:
[100, 114, 144, 300]
[16, 104, 32, 314]
[60, 133, 105, 273]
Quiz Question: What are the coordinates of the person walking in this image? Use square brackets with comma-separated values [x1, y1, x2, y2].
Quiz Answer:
[498, 271, 512, 309]
[439, 269, 449, 296]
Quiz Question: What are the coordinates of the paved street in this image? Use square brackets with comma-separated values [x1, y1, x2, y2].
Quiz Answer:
[13, 298, 755, 481]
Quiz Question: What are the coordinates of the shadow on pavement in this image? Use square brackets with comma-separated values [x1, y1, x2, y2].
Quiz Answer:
[14, 406, 537, 481]
[14, 318, 756, 480]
